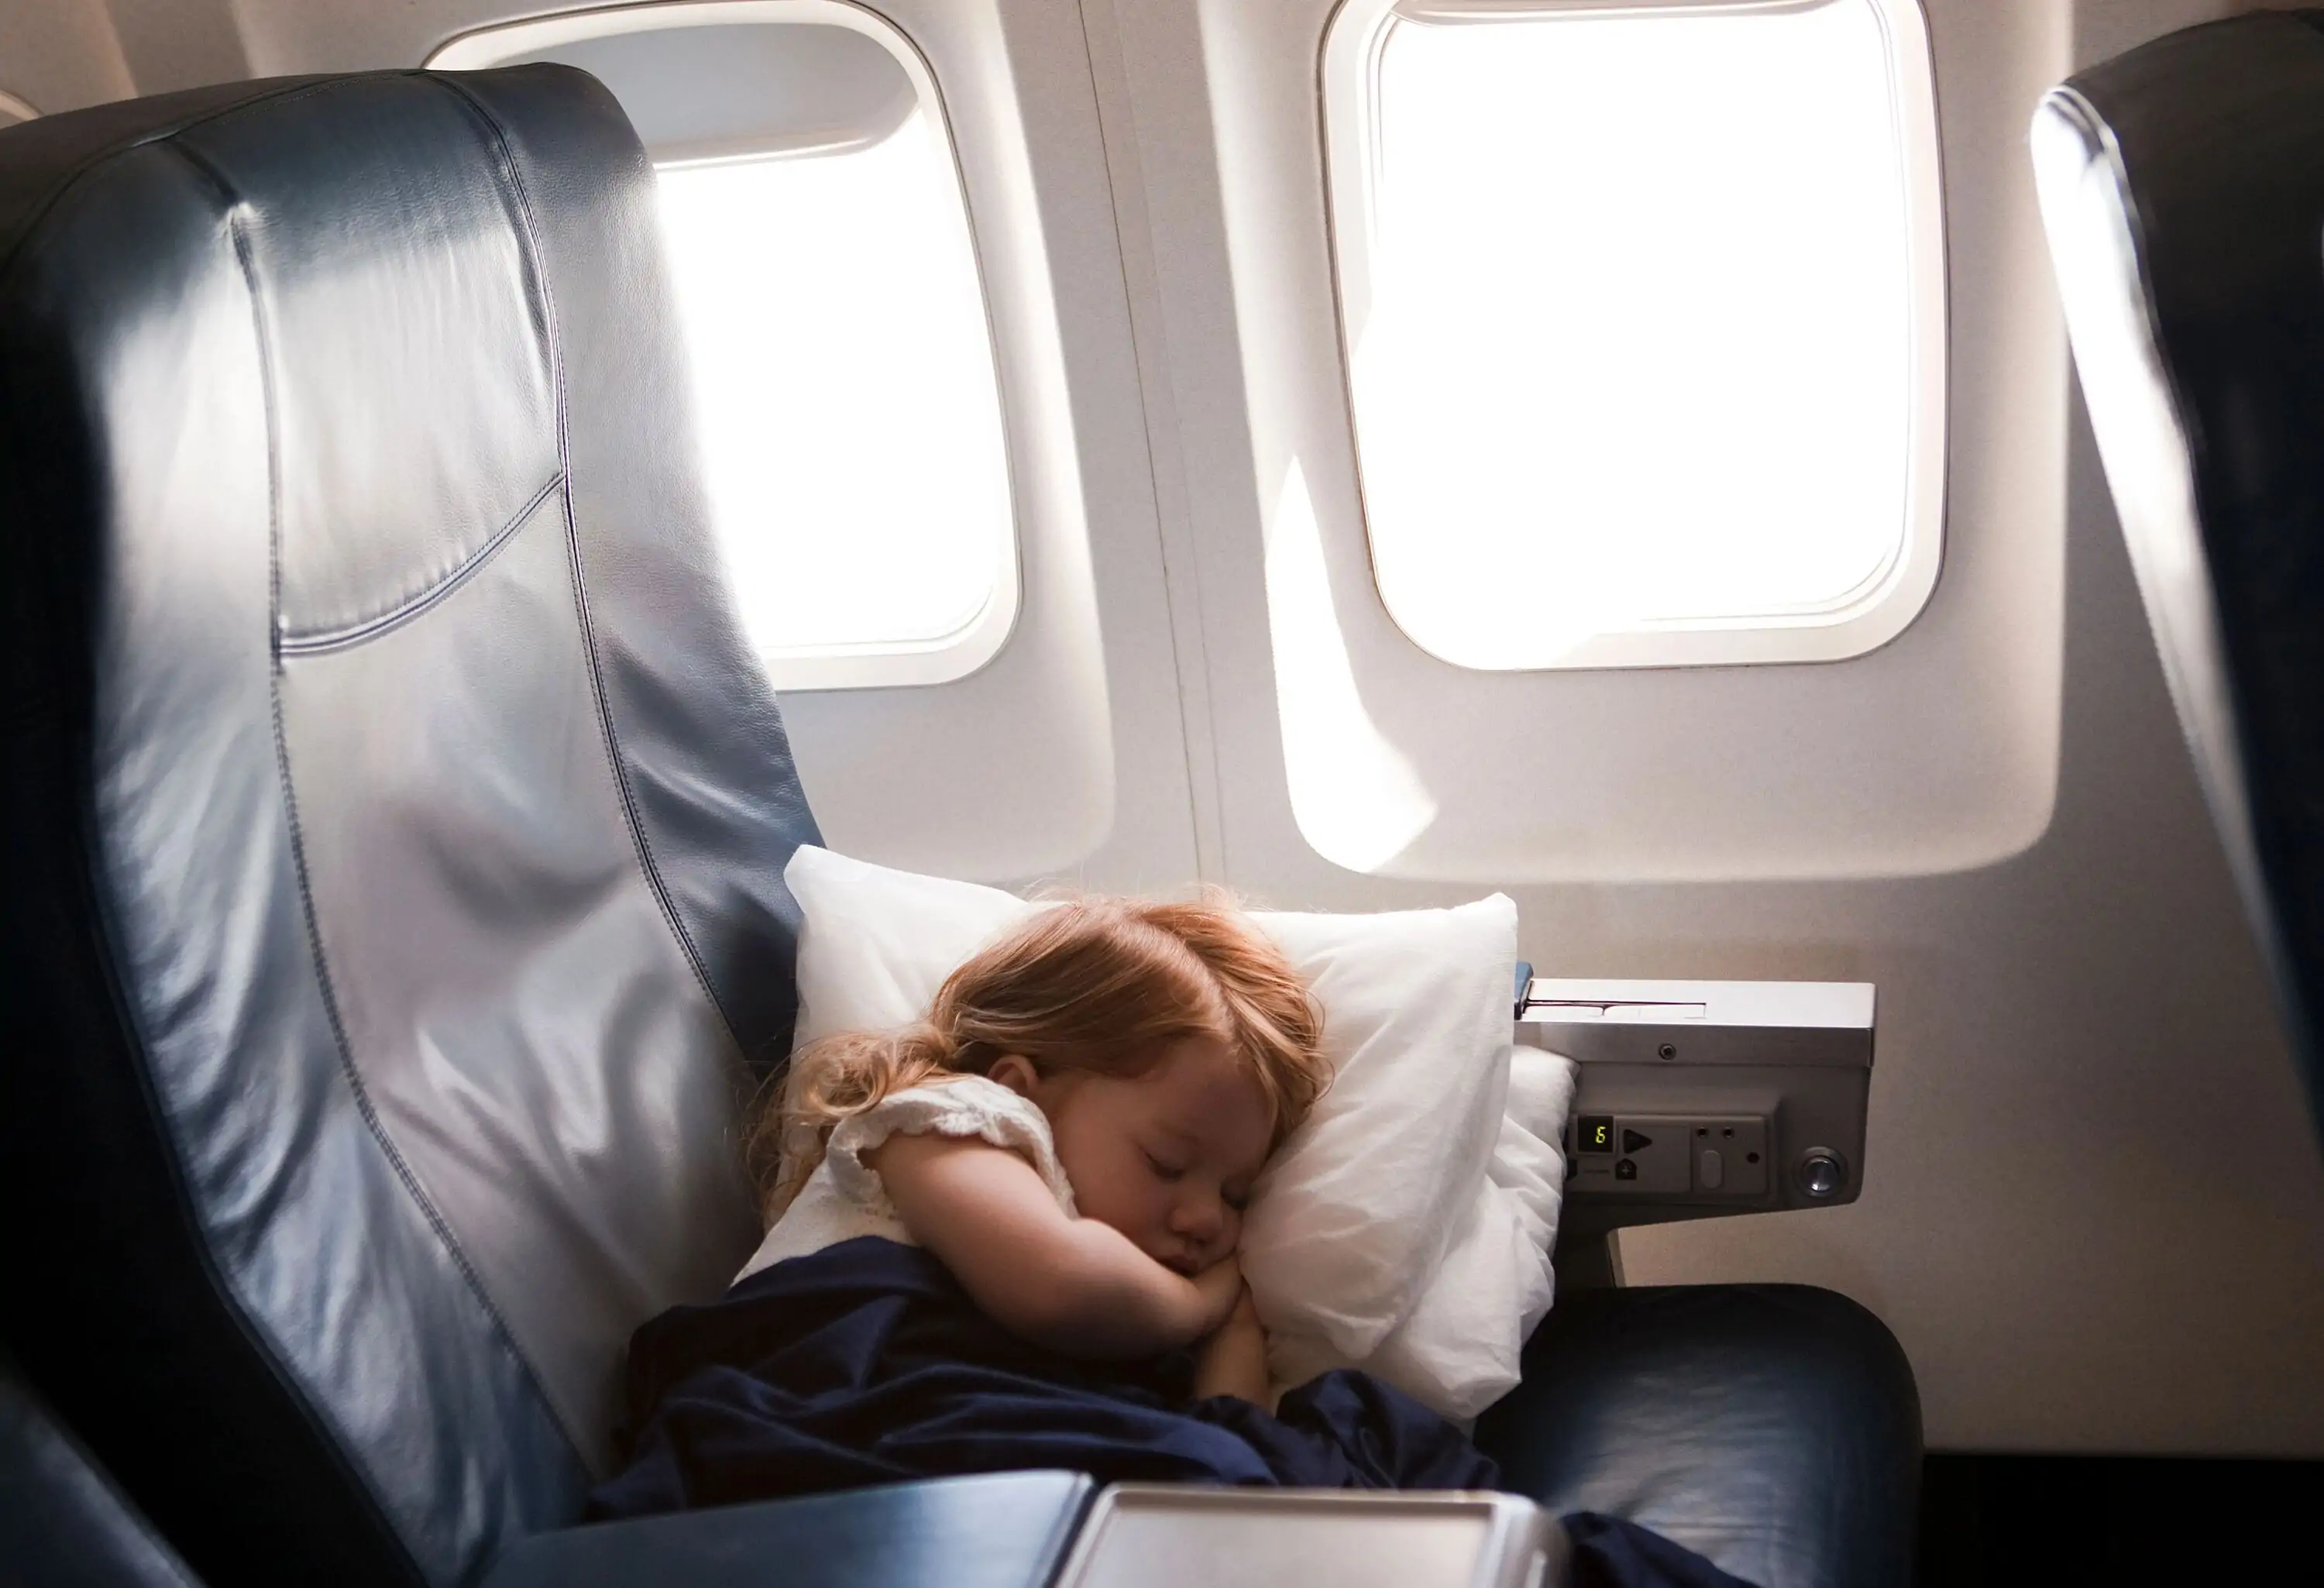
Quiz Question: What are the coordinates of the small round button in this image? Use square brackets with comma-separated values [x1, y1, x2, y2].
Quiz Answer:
[1797, 1147, 1848, 1199]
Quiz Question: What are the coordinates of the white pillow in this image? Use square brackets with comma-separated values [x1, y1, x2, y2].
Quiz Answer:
[1234, 904, 1521, 1368]
[1345, 1046, 1576, 1418]
[788, 847, 1029, 1050]
[779, 845, 1571, 1418]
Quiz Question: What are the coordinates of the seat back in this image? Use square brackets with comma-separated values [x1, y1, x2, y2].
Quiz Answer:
[2034, 12, 2324, 1144]
[0, 69, 818, 1586]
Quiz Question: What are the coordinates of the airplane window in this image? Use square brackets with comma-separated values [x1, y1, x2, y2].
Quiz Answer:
[658, 115, 1011, 672]
[1323, 0, 1944, 671]
[431, 9, 1019, 689]
[655, 60, 1012, 679]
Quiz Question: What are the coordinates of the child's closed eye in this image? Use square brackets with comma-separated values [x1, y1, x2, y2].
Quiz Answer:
[1142, 1148, 1185, 1182]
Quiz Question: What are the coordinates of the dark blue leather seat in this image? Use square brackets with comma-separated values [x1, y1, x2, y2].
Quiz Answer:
[1480, 1287, 1921, 1588]
[2036, 10, 2324, 1143]
[0, 68, 1918, 1588]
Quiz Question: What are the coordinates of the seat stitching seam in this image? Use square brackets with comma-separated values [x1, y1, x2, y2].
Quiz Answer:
[434, 74, 751, 1066]
[167, 137, 592, 1478]
[277, 469, 565, 655]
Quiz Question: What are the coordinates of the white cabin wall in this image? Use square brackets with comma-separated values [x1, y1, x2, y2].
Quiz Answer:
[105, 0, 250, 94]
[0, 0, 132, 114]
[2, 0, 2319, 1455]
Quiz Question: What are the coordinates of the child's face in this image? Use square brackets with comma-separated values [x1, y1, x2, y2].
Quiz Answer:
[999, 1036, 1274, 1277]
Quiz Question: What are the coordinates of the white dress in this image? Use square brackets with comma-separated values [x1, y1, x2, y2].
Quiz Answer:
[733, 1074, 1078, 1285]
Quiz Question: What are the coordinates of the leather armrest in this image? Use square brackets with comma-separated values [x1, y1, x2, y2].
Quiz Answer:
[480, 1471, 1096, 1588]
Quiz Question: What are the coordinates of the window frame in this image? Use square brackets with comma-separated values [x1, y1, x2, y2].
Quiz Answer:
[431, 0, 1023, 692]
[1318, 0, 1949, 672]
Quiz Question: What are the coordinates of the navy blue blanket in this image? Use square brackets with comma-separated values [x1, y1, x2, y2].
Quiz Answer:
[590, 1236, 1756, 1588]
[590, 1235, 1492, 1515]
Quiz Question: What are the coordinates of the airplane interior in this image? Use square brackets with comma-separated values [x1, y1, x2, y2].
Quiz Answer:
[4, 2, 2323, 1586]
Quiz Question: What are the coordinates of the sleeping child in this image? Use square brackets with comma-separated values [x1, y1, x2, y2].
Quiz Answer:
[587, 895, 1502, 1517]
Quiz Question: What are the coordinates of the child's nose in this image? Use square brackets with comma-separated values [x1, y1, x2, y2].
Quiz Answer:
[1171, 1192, 1226, 1243]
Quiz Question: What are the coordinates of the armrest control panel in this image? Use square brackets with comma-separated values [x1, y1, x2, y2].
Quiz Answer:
[1517, 974, 1873, 1235]
[1571, 1112, 1770, 1199]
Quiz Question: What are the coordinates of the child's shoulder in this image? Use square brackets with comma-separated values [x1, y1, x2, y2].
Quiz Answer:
[831, 1074, 1074, 1209]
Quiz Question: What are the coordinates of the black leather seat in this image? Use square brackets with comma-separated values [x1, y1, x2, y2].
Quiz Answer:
[0, 67, 1918, 1588]
[1480, 1287, 1921, 1588]
[2035, 10, 2324, 1143]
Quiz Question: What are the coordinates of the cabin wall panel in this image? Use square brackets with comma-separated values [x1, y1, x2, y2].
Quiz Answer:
[0, 0, 133, 114]
[106, 0, 249, 94]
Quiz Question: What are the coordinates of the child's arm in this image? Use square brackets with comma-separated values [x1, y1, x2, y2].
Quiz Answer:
[1191, 1285, 1274, 1408]
[871, 1132, 1243, 1358]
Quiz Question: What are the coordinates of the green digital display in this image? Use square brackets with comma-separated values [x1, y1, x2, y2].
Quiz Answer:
[1578, 1114, 1615, 1155]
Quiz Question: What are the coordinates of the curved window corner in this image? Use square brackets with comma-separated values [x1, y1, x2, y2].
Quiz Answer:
[1322, 0, 1946, 672]
[431, 2, 1019, 689]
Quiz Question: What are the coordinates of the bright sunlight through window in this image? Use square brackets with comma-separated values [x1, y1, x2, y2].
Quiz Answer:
[656, 95, 1014, 675]
[1327, 0, 1941, 670]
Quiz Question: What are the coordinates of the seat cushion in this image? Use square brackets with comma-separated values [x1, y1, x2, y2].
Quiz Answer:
[1476, 1284, 1920, 1588]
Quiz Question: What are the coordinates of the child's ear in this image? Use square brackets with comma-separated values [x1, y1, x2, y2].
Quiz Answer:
[987, 1054, 1039, 1098]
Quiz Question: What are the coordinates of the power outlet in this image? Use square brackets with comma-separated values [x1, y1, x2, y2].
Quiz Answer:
[1686, 1115, 1769, 1198]
[1569, 1112, 1771, 1200]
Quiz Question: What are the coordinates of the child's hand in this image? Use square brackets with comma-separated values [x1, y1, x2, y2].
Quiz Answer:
[1191, 1280, 1273, 1407]
[1190, 1252, 1246, 1334]
[1221, 1284, 1261, 1335]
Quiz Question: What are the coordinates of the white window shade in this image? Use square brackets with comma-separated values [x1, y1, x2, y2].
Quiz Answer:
[1325, 0, 1945, 671]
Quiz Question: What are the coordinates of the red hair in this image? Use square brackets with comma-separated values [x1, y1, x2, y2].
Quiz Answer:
[746, 897, 1329, 1222]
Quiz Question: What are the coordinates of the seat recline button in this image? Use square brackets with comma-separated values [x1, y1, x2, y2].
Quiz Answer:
[1699, 1148, 1723, 1190]
[1798, 1147, 1847, 1198]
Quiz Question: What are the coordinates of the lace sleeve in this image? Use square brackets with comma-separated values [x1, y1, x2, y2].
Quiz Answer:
[823, 1074, 1078, 1218]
